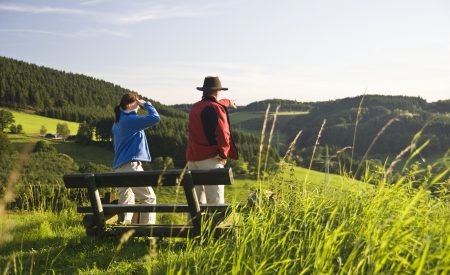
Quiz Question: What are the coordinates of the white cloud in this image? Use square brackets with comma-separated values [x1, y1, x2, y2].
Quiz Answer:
[0, 28, 69, 37]
[0, 28, 127, 38]
[110, 5, 205, 24]
[0, 2, 208, 25]
[80, 0, 112, 6]
[74, 28, 128, 38]
[0, 3, 87, 15]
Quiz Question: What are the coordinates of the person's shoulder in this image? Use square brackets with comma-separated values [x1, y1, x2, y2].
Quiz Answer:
[210, 100, 226, 112]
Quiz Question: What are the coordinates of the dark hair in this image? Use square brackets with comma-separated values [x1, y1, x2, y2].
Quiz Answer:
[202, 90, 218, 98]
[114, 92, 138, 122]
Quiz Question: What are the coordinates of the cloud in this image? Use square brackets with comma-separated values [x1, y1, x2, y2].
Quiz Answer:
[0, 2, 207, 25]
[0, 3, 87, 15]
[80, 0, 111, 6]
[111, 6, 204, 24]
[74, 29, 128, 38]
[0, 28, 127, 38]
[0, 28, 69, 36]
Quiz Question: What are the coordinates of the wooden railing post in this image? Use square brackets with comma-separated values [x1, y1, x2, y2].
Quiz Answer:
[182, 173, 202, 235]
[85, 174, 105, 234]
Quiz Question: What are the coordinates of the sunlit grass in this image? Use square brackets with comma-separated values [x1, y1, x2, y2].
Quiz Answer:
[1, 101, 449, 273]
[0, 107, 79, 135]
[3, 162, 448, 274]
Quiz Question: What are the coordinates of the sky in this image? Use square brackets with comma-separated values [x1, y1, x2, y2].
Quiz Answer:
[0, 0, 449, 105]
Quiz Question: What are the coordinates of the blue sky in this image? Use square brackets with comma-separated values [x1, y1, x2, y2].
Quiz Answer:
[1, 0, 449, 105]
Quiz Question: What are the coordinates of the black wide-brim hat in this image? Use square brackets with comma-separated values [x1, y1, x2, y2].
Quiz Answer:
[196, 76, 228, 91]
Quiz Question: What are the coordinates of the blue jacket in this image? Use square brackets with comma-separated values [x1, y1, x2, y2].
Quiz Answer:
[112, 102, 160, 169]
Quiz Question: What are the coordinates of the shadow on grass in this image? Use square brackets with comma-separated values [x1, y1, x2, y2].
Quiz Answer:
[1, 212, 191, 274]
[0, 215, 146, 273]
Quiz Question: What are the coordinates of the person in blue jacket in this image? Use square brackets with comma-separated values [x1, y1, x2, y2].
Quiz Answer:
[112, 92, 160, 225]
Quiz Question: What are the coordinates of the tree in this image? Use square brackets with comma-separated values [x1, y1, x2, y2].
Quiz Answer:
[0, 132, 11, 156]
[56, 123, 70, 140]
[40, 125, 47, 136]
[149, 157, 174, 170]
[16, 124, 23, 134]
[94, 118, 113, 142]
[76, 122, 93, 144]
[9, 124, 17, 134]
[33, 140, 57, 153]
[0, 110, 14, 132]
[78, 162, 113, 173]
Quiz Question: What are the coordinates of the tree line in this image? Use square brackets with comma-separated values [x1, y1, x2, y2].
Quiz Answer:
[0, 56, 187, 123]
[77, 114, 279, 166]
[233, 95, 449, 158]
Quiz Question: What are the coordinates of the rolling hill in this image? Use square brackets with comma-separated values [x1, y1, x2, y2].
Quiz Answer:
[0, 56, 274, 164]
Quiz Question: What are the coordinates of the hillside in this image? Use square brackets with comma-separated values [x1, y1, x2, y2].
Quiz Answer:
[0, 107, 79, 135]
[282, 95, 450, 157]
[217, 96, 449, 161]
[0, 56, 276, 164]
[2, 55, 448, 166]
[0, 56, 187, 122]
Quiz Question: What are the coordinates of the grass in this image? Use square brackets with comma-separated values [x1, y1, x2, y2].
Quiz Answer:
[1, 161, 449, 274]
[0, 164, 370, 274]
[3, 105, 111, 167]
[0, 107, 79, 135]
[2, 104, 449, 273]
[6, 134, 114, 166]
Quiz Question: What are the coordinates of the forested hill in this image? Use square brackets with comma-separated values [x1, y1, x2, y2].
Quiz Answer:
[217, 96, 449, 160]
[0, 56, 186, 122]
[0, 56, 277, 164]
[282, 95, 450, 157]
[171, 99, 312, 113]
[239, 99, 312, 112]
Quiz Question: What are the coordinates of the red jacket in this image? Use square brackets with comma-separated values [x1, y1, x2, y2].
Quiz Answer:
[186, 96, 238, 161]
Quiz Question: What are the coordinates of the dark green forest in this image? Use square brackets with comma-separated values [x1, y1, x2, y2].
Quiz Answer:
[232, 96, 449, 160]
[283, 95, 450, 157]
[0, 56, 277, 165]
[1, 55, 449, 168]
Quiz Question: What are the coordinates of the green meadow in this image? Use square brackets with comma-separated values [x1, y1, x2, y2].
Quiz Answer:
[1, 160, 449, 274]
[1, 109, 449, 274]
[0, 107, 79, 135]
[7, 134, 114, 166]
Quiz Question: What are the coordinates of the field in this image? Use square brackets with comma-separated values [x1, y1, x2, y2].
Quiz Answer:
[1, 110, 450, 274]
[0, 107, 79, 135]
[7, 134, 114, 166]
[2, 158, 450, 273]
[2, 109, 112, 166]
[0, 165, 372, 274]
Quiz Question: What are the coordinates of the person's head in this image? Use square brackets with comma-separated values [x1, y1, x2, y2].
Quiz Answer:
[114, 92, 139, 122]
[203, 89, 220, 99]
[197, 76, 228, 99]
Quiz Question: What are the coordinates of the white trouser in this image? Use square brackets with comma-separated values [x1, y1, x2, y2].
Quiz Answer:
[115, 161, 156, 224]
[187, 156, 225, 204]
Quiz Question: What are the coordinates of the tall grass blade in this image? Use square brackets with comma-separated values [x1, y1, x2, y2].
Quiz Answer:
[350, 93, 366, 173]
[304, 119, 326, 192]
[0, 141, 35, 248]
[385, 144, 414, 181]
[355, 117, 399, 177]
[281, 130, 303, 163]
[257, 104, 271, 185]
[263, 105, 280, 179]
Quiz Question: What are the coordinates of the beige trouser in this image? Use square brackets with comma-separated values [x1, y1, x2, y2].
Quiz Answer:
[115, 161, 156, 224]
[187, 156, 225, 204]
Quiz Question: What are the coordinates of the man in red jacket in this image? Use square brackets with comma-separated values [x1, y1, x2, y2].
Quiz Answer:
[187, 76, 238, 204]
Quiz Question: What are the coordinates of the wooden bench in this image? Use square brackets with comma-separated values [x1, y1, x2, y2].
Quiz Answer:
[63, 167, 236, 238]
